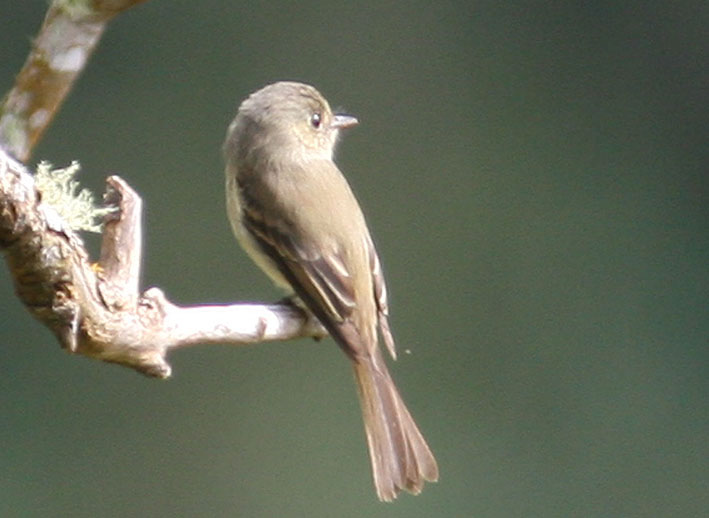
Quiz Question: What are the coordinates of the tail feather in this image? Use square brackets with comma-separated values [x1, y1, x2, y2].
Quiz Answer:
[353, 353, 438, 502]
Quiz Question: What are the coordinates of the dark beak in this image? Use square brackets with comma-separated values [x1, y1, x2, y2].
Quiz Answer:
[331, 114, 359, 129]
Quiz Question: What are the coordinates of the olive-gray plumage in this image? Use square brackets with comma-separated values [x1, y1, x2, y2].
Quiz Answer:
[223, 82, 438, 501]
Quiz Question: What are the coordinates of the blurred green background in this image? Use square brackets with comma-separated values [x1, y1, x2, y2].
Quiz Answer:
[1, 1, 707, 517]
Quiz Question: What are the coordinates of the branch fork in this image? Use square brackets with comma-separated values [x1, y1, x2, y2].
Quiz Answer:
[0, 151, 325, 378]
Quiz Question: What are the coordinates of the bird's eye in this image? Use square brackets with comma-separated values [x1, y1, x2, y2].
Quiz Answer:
[310, 112, 322, 129]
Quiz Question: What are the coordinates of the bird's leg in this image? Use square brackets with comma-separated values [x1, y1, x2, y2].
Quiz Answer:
[277, 295, 328, 341]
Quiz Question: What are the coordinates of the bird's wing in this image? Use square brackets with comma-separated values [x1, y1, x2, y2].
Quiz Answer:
[240, 198, 370, 358]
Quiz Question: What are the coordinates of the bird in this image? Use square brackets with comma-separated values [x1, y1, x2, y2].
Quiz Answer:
[223, 81, 438, 501]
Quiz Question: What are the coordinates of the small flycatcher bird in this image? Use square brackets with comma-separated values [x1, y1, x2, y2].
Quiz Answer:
[223, 81, 438, 501]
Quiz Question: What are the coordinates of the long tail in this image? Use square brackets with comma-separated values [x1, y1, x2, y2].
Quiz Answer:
[353, 351, 438, 501]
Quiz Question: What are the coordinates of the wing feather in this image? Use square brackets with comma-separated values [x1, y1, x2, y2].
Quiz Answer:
[366, 234, 396, 359]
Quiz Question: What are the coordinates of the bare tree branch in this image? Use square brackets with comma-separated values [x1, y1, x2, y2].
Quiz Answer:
[0, 0, 150, 161]
[0, 1, 326, 377]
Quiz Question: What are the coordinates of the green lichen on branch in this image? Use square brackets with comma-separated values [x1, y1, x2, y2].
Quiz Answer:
[34, 160, 113, 233]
